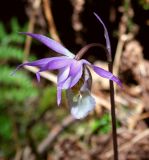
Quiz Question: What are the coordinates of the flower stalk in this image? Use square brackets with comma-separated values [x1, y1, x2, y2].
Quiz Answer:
[75, 41, 119, 160]
[94, 13, 119, 160]
[14, 13, 121, 159]
[108, 62, 119, 160]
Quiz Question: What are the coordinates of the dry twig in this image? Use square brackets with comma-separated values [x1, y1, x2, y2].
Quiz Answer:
[24, 65, 57, 84]
[113, 0, 135, 77]
[24, 0, 41, 61]
[38, 115, 75, 155]
[42, 0, 61, 43]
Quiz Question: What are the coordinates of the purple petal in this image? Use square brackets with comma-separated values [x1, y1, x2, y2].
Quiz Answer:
[57, 87, 62, 106]
[94, 13, 111, 54]
[34, 57, 72, 82]
[36, 72, 41, 82]
[20, 32, 75, 58]
[70, 68, 83, 88]
[14, 57, 67, 71]
[57, 66, 71, 105]
[23, 58, 54, 67]
[13, 56, 73, 83]
[61, 77, 72, 89]
[69, 60, 83, 88]
[57, 67, 72, 90]
[79, 59, 91, 66]
[93, 65, 122, 87]
[58, 66, 70, 84]
[80, 67, 92, 92]
[15, 58, 54, 70]
[61, 60, 83, 89]
[35, 65, 52, 82]
[11, 59, 52, 77]
[43, 57, 72, 70]
[14, 56, 71, 74]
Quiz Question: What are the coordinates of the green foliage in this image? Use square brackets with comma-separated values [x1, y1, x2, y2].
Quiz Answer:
[0, 18, 39, 157]
[31, 123, 49, 143]
[0, 45, 24, 61]
[0, 19, 35, 62]
[89, 113, 111, 134]
[70, 113, 120, 138]
[39, 86, 57, 110]
[0, 115, 12, 140]
[89, 113, 120, 134]
[139, 0, 149, 10]
[0, 18, 38, 107]
[0, 45, 36, 62]
[0, 66, 33, 88]
[0, 23, 6, 39]
[0, 18, 27, 45]
[0, 17, 60, 158]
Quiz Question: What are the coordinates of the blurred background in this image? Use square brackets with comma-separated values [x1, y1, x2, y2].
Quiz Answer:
[0, 0, 149, 159]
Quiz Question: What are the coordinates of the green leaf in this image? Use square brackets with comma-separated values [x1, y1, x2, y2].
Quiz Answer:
[31, 124, 49, 143]
[0, 45, 36, 62]
[10, 18, 20, 33]
[0, 115, 12, 140]
[0, 22, 7, 40]
[89, 113, 112, 134]
[0, 66, 38, 105]
[39, 86, 57, 110]
[0, 66, 33, 87]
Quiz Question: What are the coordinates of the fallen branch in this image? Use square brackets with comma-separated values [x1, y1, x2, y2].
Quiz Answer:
[24, 65, 57, 84]
[38, 115, 75, 154]
[24, 0, 41, 61]
[42, 0, 61, 43]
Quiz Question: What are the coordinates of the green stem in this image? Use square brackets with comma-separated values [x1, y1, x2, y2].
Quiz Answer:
[75, 43, 119, 159]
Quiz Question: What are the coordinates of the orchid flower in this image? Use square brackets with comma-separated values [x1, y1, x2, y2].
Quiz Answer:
[14, 16, 121, 119]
